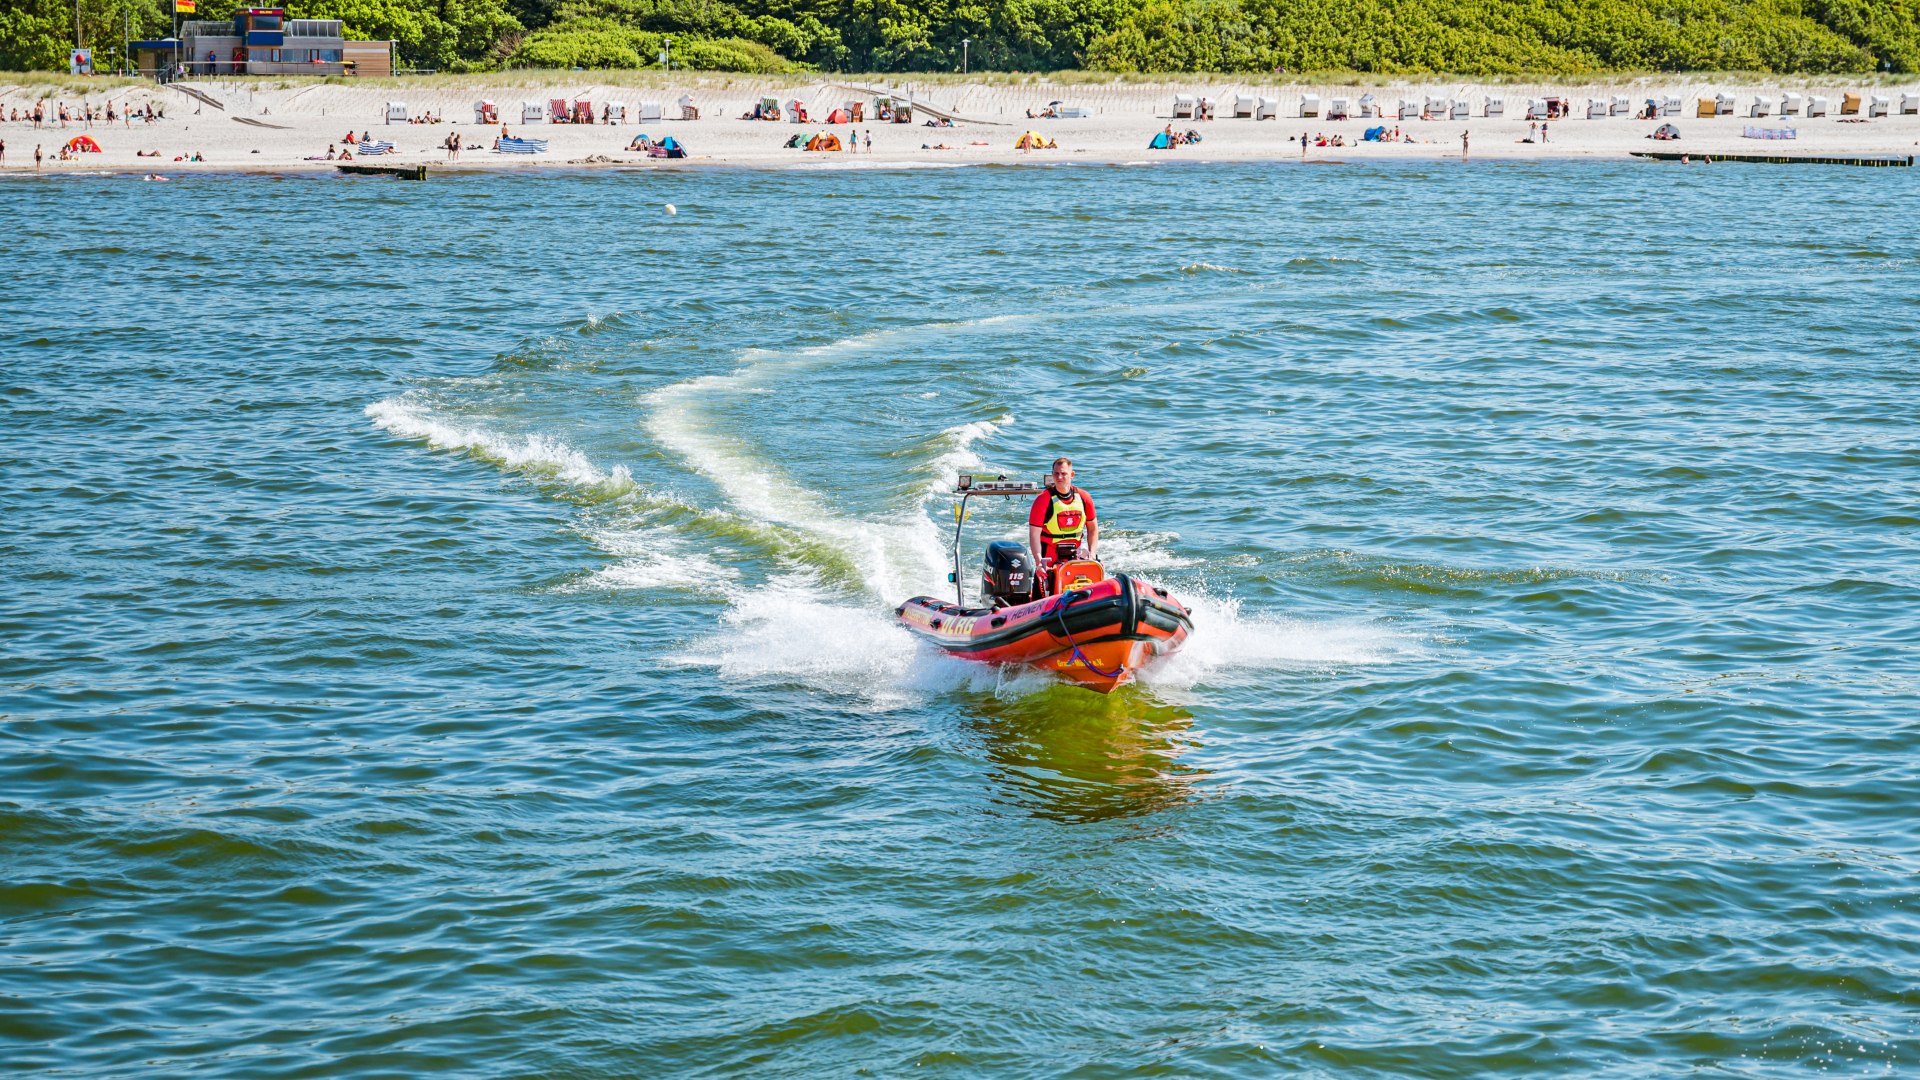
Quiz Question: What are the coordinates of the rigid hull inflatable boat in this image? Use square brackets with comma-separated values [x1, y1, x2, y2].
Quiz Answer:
[895, 476, 1195, 692]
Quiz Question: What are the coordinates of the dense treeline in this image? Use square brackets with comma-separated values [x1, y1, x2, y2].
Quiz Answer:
[5, 0, 1917, 75]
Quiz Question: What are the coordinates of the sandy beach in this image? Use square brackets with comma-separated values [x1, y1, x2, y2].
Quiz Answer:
[5, 73, 1918, 174]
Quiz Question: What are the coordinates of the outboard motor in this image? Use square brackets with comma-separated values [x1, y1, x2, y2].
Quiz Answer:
[981, 541, 1033, 607]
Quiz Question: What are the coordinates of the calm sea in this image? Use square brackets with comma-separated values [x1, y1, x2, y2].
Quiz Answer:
[5, 160, 1918, 1077]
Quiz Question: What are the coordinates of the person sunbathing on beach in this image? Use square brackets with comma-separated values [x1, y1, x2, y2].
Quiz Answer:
[324, 144, 336, 159]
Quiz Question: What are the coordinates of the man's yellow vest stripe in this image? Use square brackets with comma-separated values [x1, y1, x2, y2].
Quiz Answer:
[1042, 490, 1088, 542]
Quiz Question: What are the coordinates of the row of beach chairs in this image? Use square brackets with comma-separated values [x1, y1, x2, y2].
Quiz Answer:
[1173, 91, 1920, 121]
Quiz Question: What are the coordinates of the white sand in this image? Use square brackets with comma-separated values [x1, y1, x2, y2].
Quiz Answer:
[5, 75, 1917, 174]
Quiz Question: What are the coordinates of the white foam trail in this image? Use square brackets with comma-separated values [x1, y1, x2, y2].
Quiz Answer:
[1141, 590, 1421, 690]
[668, 577, 1053, 707]
[562, 528, 738, 594]
[647, 328, 1016, 601]
[366, 395, 634, 496]
[1098, 530, 1196, 573]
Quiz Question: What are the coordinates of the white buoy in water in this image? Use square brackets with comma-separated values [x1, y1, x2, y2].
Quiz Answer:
[664, 203, 677, 216]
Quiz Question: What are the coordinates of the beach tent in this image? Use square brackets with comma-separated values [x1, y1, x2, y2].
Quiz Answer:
[1483, 95, 1504, 118]
[650, 136, 686, 158]
[826, 108, 850, 124]
[1014, 130, 1056, 149]
[1299, 94, 1320, 118]
[1173, 94, 1196, 119]
[1749, 96, 1772, 118]
[1869, 94, 1889, 117]
[804, 132, 841, 151]
[638, 101, 662, 122]
[1363, 125, 1386, 141]
[1148, 131, 1172, 149]
[66, 135, 102, 153]
[522, 101, 544, 123]
[1652, 123, 1680, 140]
[385, 101, 407, 124]
[1840, 92, 1861, 115]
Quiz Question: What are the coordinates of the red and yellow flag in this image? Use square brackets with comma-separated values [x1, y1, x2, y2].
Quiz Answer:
[175, 0, 196, 12]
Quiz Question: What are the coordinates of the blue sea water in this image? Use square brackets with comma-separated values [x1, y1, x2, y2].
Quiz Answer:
[4, 160, 1919, 1077]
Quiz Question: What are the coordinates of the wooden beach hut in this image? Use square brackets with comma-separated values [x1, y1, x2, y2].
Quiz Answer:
[385, 101, 407, 124]
[1326, 97, 1350, 120]
[1358, 94, 1379, 118]
[638, 101, 662, 122]
[1397, 98, 1419, 119]
[521, 101, 543, 122]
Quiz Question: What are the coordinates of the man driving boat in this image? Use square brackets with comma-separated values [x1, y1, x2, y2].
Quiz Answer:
[1029, 458, 1097, 589]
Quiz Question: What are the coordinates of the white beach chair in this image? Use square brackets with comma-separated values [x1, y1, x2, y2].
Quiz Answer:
[678, 94, 699, 120]
[1256, 96, 1279, 120]
[1586, 98, 1607, 119]
[639, 101, 663, 122]
[522, 101, 543, 123]
[1660, 95, 1681, 116]
[1300, 94, 1321, 118]
[1173, 94, 1195, 119]
[1781, 92, 1803, 115]
[1525, 98, 1549, 120]
[1611, 95, 1631, 116]
[1357, 93, 1379, 118]
[1868, 94, 1889, 117]
[1324, 97, 1348, 120]
[1397, 98, 1419, 119]
[1749, 96, 1772, 118]
[1902, 92, 1920, 115]
[1483, 95, 1504, 118]
[1450, 98, 1470, 119]
[385, 101, 407, 124]
[1715, 94, 1735, 115]
[1233, 93, 1256, 118]
[1423, 95, 1446, 118]
[1806, 95, 1829, 117]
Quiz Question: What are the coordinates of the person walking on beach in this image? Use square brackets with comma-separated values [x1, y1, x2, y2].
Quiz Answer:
[1461, 129, 1469, 159]
[35, 144, 43, 169]
[1540, 121, 1549, 143]
[1300, 131, 1307, 157]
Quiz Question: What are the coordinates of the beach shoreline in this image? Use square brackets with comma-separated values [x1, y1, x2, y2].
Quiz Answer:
[6, 74, 1917, 176]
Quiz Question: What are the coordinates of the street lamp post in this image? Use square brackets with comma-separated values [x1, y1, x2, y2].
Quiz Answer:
[664, 36, 672, 72]
[961, 38, 969, 75]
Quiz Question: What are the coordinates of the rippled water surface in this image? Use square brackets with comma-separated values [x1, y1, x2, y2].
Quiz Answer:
[5, 161, 1919, 1076]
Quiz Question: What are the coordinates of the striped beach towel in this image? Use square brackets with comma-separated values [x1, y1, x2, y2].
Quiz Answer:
[496, 137, 549, 154]
[357, 140, 395, 155]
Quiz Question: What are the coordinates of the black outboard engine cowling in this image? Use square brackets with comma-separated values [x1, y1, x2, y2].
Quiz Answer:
[982, 541, 1033, 606]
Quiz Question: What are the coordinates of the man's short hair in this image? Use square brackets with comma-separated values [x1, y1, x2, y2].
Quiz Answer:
[1052, 457, 1072, 471]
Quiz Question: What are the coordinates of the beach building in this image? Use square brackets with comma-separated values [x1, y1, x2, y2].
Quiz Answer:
[133, 9, 393, 78]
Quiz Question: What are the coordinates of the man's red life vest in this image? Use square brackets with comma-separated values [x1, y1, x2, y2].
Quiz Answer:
[1030, 486, 1095, 560]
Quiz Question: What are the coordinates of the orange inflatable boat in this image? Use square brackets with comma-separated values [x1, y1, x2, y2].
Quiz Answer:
[895, 476, 1194, 692]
